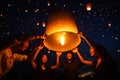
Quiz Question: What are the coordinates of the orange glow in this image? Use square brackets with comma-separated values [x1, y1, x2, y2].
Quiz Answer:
[42, 22, 46, 27]
[59, 33, 65, 46]
[60, 36, 65, 46]
[86, 3, 92, 11]
[43, 10, 81, 51]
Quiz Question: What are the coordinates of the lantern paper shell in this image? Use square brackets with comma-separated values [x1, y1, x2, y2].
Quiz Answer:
[43, 10, 81, 51]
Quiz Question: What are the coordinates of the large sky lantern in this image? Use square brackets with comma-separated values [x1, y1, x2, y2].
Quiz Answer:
[43, 10, 81, 52]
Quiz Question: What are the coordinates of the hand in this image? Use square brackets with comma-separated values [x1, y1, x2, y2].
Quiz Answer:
[78, 32, 84, 38]
[56, 51, 62, 57]
[79, 32, 83, 35]
[35, 34, 47, 40]
[41, 34, 47, 39]
[38, 41, 44, 50]
[72, 48, 78, 53]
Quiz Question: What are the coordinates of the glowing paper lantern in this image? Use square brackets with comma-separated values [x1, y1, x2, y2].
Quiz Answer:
[42, 22, 46, 27]
[86, 3, 92, 11]
[43, 10, 81, 51]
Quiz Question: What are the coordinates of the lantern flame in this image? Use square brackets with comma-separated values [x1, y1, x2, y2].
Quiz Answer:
[60, 36, 65, 46]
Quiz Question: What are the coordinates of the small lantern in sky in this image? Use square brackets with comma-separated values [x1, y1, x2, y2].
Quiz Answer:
[36, 22, 40, 26]
[42, 21, 46, 27]
[86, 3, 92, 11]
[108, 22, 112, 27]
[47, 2, 51, 6]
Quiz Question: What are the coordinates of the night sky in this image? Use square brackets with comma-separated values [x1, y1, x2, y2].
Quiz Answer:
[0, 0, 120, 70]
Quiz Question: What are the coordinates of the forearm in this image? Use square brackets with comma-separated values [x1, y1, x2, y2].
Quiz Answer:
[76, 52, 85, 62]
[76, 52, 93, 66]
[29, 46, 42, 62]
[30, 61, 37, 69]
[56, 56, 60, 67]
[29, 41, 44, 69]
[82, 36, 92, 47]
[18, 35, 44, 41]
[51, 56, 60, 70]
[29, 47, 41, 69]
[79, 33, 94, 47]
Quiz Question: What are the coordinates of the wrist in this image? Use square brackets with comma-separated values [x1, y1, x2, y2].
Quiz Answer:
[35, 35, 41, 39]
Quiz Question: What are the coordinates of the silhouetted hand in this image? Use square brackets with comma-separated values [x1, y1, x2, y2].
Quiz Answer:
[38, 41, 44, 50]
[41, 34, 47, 39]
[78, 32, 85, 39]
[72, 47, 79, 53]
[56, 51, 62, 57]
[89, 47, 95, 56]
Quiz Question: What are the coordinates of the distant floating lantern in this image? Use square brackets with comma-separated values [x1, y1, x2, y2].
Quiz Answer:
[43, 10, 81, 51]
[108, 22, 111, 27]
[42, 22, 46, 27]
[36, 22, 39, 26]
[86, 3, 92, 11]
[25, 9, 28, 13]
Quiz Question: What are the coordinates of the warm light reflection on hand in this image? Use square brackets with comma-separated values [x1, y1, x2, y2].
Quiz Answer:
[72, 47, 78, 53]
[56, 51, 62, 57]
